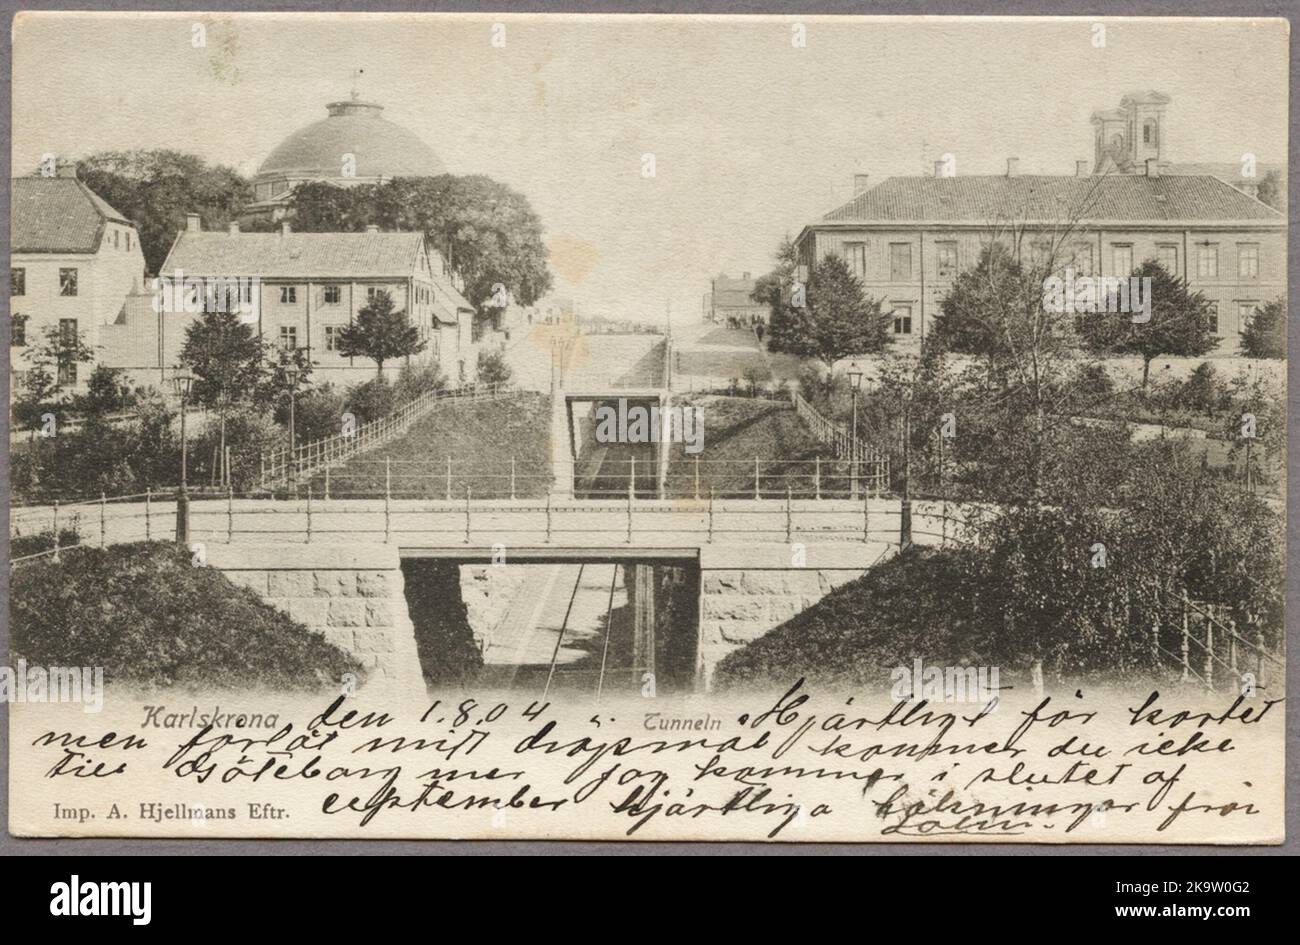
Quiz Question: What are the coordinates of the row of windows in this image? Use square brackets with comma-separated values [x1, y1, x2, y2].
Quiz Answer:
[10, 316, 77, 350]
[877, 300, 1265, 339]
[280, 323, 440, 353]
[840, 241, 1264, 281]
[276, 285, 432, 306]
[11, 267, 78, 297]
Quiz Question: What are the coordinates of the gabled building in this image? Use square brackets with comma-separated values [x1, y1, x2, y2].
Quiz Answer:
[708, 272, 767, 327]
[9, 165, 146, 389]
[112, 217, 476, 388]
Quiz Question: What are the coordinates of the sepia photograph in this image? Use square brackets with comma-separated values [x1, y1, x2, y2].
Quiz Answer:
[1, 7, 1292, 868]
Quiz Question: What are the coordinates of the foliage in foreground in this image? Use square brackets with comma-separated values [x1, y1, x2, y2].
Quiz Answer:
[9, 543, 365, 690]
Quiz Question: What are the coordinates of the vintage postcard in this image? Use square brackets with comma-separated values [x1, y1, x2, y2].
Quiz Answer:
[4, 12, 1289, 843]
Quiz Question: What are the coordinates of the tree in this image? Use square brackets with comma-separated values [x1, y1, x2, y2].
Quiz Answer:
[1256, 169, 1285, 213]
[77, 150, 252, 274]
[24, 324, 95, 399]
[1078, 259, 1218, 387]
[335, 290, 425, 375]
[931, 243, 1026, 360]
[752, 237, 817, 356]
[1239, 296, 1286, 359]
[800, 255, 892, 368]
[80, 366, 134, 417]
[476, 349, 512, 387]
[180, 309, 266, 411]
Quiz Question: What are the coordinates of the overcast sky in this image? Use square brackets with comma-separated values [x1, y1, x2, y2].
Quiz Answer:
[12, 13, 1289, 323]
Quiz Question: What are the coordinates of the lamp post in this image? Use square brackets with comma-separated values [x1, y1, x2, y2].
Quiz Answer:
[171, 368, 194, 544]
[283, 364, 300, 493]
[847, 363, 863, 499]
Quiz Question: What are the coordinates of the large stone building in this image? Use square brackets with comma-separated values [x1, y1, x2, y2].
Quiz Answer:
[794, 94, 1285, 357]
[105, 217, 476, 389]
[9, 165, 147, 390]
[243, 93, 447, 221]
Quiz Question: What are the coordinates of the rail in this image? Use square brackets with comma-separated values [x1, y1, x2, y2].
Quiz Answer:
[790, 390, 890, 492]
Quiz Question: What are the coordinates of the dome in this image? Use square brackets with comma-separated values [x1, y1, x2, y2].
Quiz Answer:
[256, 98, 446, 182]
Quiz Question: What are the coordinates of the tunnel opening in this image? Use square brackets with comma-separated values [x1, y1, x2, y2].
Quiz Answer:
[400, 556, 700, 696]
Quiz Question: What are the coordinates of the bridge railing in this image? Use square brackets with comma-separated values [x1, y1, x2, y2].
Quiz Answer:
[259, 382, 520, 489]
[790, 390, 890, 491]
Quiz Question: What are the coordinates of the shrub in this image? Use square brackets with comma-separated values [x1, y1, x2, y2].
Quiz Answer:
[393, 361, 446, 401]
[1173, 361, 1229, 415]
[9, 543, 366, 690]
[286, 384, 348, 443]
[476, 350, 512, 387]
[345, 377, 397, 425]
[192, 407, 285, 490]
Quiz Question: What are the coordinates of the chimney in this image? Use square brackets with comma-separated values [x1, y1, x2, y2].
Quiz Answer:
[280, 220, 292, 236]
[1076, 160, 1090, 177]
[1145, 158, 1160, 178]
[365, 224, 379, 234]
[185, 213, 201, 233]
[853, 173, 871, 195]
[1006, 157, 1020, 177]
[55, 160, 78, 179]
[228, 221, 240, 235]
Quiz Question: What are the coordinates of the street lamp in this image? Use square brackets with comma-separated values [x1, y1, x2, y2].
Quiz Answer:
[283, 363, 300, 492]
[847, 363, 863, 499]
[171, 368, 195, 544]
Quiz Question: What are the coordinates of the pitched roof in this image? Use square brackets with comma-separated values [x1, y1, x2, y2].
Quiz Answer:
[161, 231, 428, 279]
[820, 174, 1284, 225]
[10, 177, 133, 253]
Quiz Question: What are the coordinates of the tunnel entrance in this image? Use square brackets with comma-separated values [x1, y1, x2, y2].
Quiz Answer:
[400, 555, 700, 696]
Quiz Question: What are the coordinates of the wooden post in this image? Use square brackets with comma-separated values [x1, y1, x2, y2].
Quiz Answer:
[227, 484, 234, 543]
[324, 464, 330, 501]
[385, 456, 392, 544]
[785, 484, 792, 543]
[1228, 617, 1239, 678]
[446, 456, 452, 501]
[1181, 592, 1191, 682]
[464, 486, 472, 544]
[814, 456, 821, 500]
[306, 486, 312, 544]
[100, 492, 106, 547]
[1203, 614, 1214, 690]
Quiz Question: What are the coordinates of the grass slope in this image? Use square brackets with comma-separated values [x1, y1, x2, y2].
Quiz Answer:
[308, 392, 552, 498]
[9, 543, 364, 690]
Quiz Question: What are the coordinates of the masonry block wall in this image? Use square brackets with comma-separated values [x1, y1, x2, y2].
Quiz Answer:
[206, 543, 426, 692]
[696, 544, 886, 688]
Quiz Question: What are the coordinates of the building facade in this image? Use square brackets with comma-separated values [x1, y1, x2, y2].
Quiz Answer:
[109, 217, 476, 389]
[9, 166, 146, 390]
[708, 272, 768, 327]
[795, 99, 1285, 358]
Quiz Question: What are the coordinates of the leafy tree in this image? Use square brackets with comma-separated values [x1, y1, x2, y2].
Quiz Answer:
[287, 181, 379, 232]
[80, 366, 135, 417]
[77, 150, 251, 274]
[1239, 296, 1286, 359]
[931, 243, 1027, 359]
[24, 324, 95, 399]
[1256, 169, 1285, 213]
[752, 237, 817, 357]
[1077, 259, 1218, 387]
[801, 255, 892, 368]
[476, 349, 512, 387]
[180, 309, 266, 411]
[335, 290, 425, 376]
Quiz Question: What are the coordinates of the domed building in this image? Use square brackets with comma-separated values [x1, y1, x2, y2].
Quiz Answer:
[244, 93, 446, 220]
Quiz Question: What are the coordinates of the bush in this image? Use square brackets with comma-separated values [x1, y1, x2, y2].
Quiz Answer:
[476, 350, 512, 387]
[286, 385, 348, 443]
[9, 543, 366, 690]
[394, 361, 446, 401]
[1173, 361, 1229, 415]
[345, 377, 397, 425]
[192, 407, 285, 490]
[1073, 362, 1115, 402]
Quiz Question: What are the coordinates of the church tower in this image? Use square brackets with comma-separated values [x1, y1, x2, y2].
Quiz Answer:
[1091, 90, 1170, 174]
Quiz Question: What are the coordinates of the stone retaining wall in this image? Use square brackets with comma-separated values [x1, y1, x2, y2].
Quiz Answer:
[205, 543, 425, 693]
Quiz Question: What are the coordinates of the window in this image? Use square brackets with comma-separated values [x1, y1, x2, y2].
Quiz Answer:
[1143, 120, 1157, 146]
[11, 314, 27, 347]
[1238, 302, 1259, 334]
[324, 325, 340, 352]
[58, 362, 78, 386]
[892, 304, 913, 335]
[1206, 302, 1219, 335]
[1196, 243, 1218, 279]
[1238, 243, 1259, 279]
[367, 286, 381, 301]
[112, 230, 120, 250]
[59, 268, 78, 296]
[936, 242, 958, 279]
[280, 286, 297, 304]
[59, 318, 78, 346]
[10, 268, 25, 296]
[1156, 244, 1178, 275]
[889, 243, 912, 281]
[1111, 245, 1133, 276]
[323, 285, 341, 304]
[126, 233, 132, 252]
[1073, 244, 1094, 276]
[279, 325, 298, 351]
[845, 242, 867, 277]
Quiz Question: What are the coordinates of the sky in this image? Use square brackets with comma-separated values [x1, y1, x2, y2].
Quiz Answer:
[11, 12, 1290, 324]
